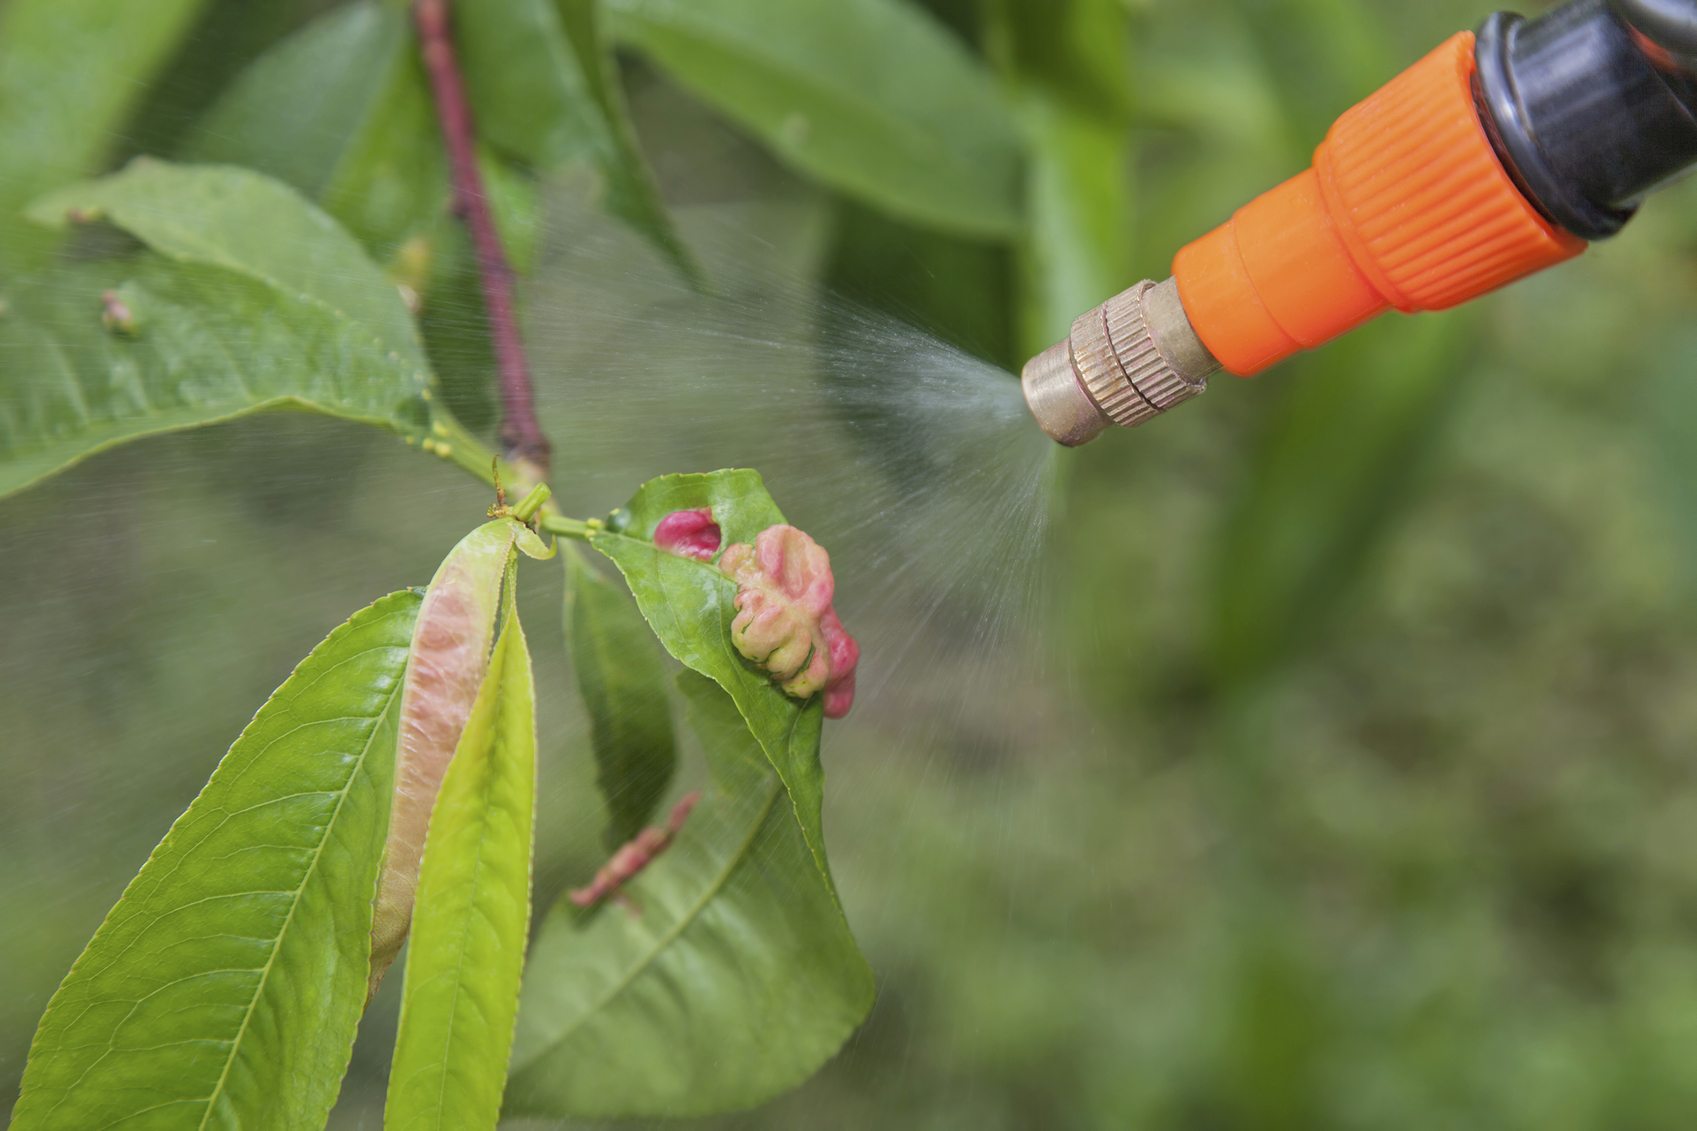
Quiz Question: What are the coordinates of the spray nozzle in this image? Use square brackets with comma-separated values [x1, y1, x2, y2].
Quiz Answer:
[1020, 277, 1217, 447]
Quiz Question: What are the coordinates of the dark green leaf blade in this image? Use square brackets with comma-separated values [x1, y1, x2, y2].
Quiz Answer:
[10, 589, 421, 1131]
[604, 0, 1024, 238]
[588, 470, 832, 886]
[184, 1, 447, 261]
[507, 672, 872, 1119]
[386, 607, 537, 1131]
[565, 547, 678, 846]
[456, 0, 696, 278]
[0, 0, 211, 271]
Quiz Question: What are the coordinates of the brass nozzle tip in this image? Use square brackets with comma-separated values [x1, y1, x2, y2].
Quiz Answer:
[1020, 277, 1219, 447]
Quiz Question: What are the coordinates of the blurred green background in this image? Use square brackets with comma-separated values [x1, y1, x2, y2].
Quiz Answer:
[7, 0, 1697, 1127]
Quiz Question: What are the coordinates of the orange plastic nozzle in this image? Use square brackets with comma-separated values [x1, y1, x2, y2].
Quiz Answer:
[1172, 31, 1584, 377]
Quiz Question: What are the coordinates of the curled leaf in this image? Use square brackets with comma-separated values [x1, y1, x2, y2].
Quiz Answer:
[720, 524, 835, 697]
[819, 609, 858, 719]
[369, 517, 548, 994]
[654, 507, 721, 560]
[717, 524, 859, 715]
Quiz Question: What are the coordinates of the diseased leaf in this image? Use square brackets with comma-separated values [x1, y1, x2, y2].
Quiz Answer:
[456, 0, 696, 278]
[0, 0, 211, 271]
[9, 590, 420, 1131]
[604, 0, 1024, 238]
[565, 547, 678, 846]
[386, 604, 537, 1131]
[0, 163, 434, 499]
[371, 518, 548, 991]
[185, 1, 447, 260]
[589, 470, 832, 886]
[507, 672, 872, 1119]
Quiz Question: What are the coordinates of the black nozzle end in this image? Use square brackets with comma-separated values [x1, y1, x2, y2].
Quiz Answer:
[1475, 0, 1697, 241]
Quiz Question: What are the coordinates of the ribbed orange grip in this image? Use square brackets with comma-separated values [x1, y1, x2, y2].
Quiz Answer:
[1172, 31, 1584, 377]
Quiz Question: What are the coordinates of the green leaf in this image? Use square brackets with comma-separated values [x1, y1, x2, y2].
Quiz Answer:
[10, 589, 420, 1131]
[185, 1, 447, 260]
[507, 672, 872, 1118]
[984, 0, 1135, 355]
[605, 0, 1024, 238]
[0, 0, 211, 271]
[386, 604, 537, 1131]
[455, 0, 697, 279]
[565, 547, 678, 846]
[0, 162, 433, 500]
[588, 470, 832, 886]
[30, 160, 427, 369]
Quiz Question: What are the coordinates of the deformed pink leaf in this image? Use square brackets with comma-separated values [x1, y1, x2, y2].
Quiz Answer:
[569, 791, 702, 910]
[820, 610, 859, 719]
[367, 520, 525, 997]
[717, 524, 859, 716]
[654, 508, 721, 560]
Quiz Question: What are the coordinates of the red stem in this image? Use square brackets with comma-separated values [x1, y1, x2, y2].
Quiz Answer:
[414, 0, 551, 473]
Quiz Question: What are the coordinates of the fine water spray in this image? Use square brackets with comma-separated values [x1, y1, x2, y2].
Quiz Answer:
[1022, 0, 1697, 446]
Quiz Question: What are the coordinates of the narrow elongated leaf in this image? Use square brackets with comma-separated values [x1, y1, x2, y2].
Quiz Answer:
[386, 606, 537, 1131]
[0, 0, 210, 271]
[604, 0, 1024, 238]
[984, 0, 1134, 354]
[372, 517, 551, 990]
[589, 470, 832, 886]
[566, 547, 678, 846]
[185, 1, 447, 260]
[0, 164, 434, 499]
[10, 590, 421, 1131]
[456, 0, 696, 278]
[507, 672, 871, 1118]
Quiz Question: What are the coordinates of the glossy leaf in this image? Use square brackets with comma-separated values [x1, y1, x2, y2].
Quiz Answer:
[386, 605, 537, 1131]
[185, 1, 447, 260]
[371, 518, 548, 990]
[589, 470, 832, 886]
[0, 163, 433, 499]
[10, 590, 420, 1131]
[507, 672, 872, 1118]
[604, 0, 1024, 238]
[456, 0, 696, 278]
[565, 547, 678, 846]
[0, 0, 210, 271]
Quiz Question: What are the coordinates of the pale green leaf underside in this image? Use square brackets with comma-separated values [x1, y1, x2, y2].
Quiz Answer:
[29, 160, 427, 369]
[0, 163, 433, 500]
[589, 470, 832, 887]
[507, 672, 871, 1118]
[10, 590, 421, 1131]
[605, 0, 1023, 238]
[386, 608, 537, 1131]
[565, 547, 678, 847]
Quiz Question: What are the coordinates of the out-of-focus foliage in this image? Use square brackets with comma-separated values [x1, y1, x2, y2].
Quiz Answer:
[5, 0, 1697, 1127]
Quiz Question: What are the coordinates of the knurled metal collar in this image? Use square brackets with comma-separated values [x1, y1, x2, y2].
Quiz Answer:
[1067, 280, 1208, 428]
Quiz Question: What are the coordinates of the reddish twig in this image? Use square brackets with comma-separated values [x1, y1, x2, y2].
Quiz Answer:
[414, 0, 551, 473]
[570, 792, 703, 912]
